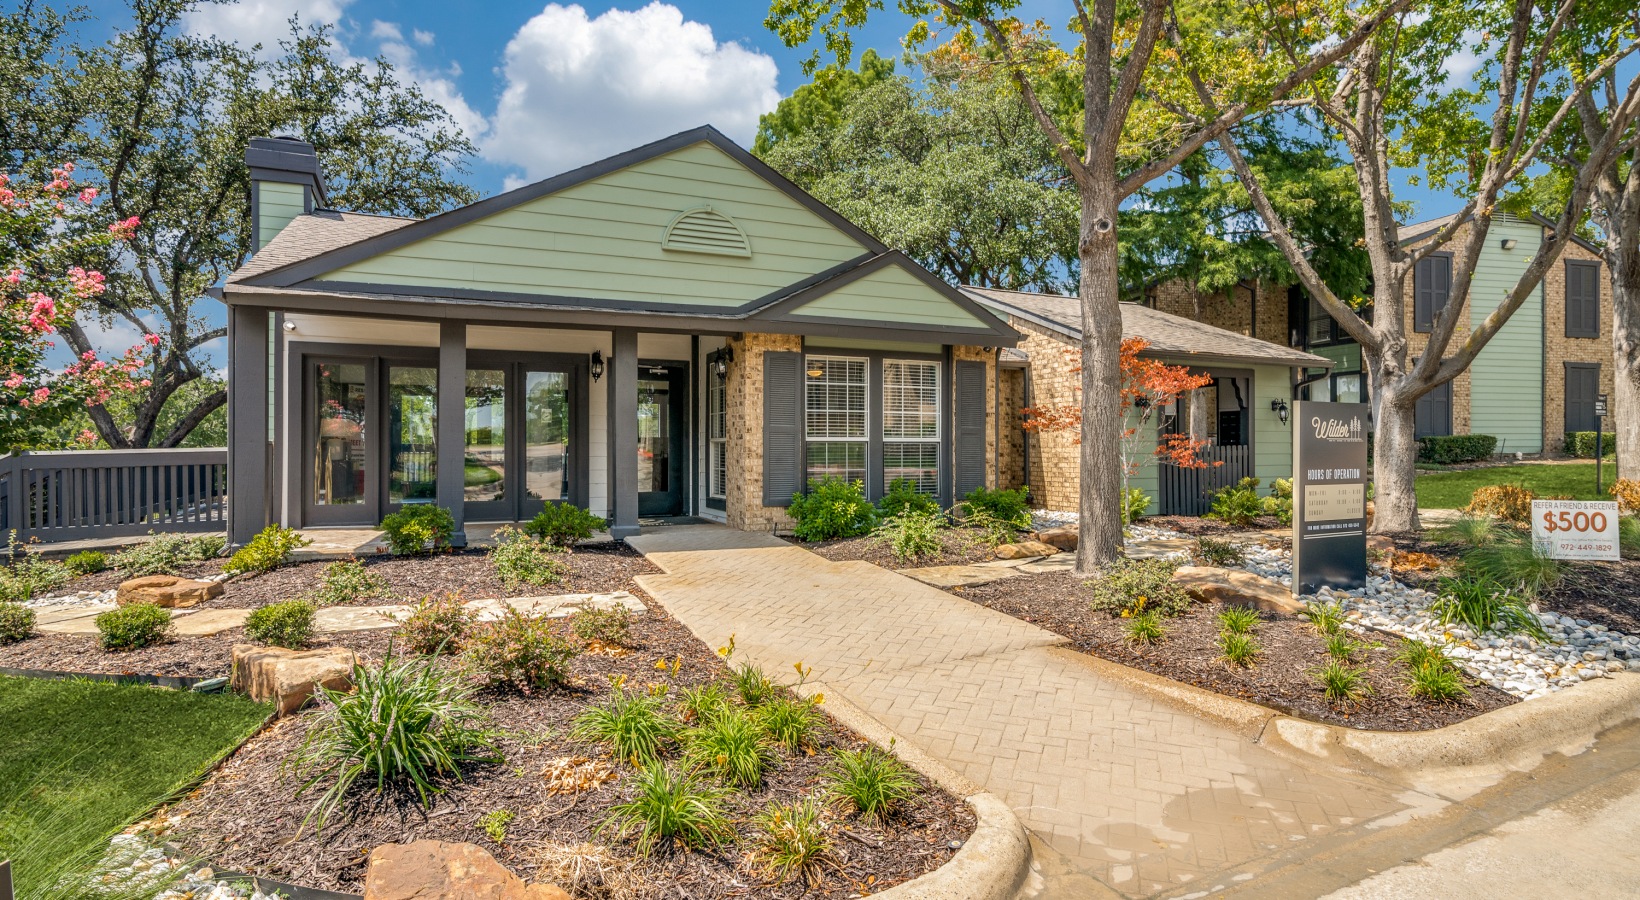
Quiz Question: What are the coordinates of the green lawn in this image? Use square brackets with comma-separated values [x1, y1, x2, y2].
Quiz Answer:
[1416, 462, 1619, 508]
[0, 676, 268, 895]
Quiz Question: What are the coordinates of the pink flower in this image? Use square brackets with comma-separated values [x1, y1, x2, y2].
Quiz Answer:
[139, 378, 151, 387]
[4, 270, 20, 285]
[77, 430, 98, 446]
[78, 187, 98, 203]
[81, 350, 97, 361]
[67, 267, 105, 298]
[31, 387, 49, 404]
[143, 333, 161, 347]
[3, 374, 23, 389]
[109, 216, 140, 238]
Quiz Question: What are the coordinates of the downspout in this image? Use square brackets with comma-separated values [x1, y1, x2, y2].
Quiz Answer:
[1022, 364, 1034, 503]
[1293, 369, 1329, 400]
[993, 348, 1001, 489]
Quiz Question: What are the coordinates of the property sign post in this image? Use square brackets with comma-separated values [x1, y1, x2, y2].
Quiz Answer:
[1596, 393, 1609, 494]
[1291, 401, 1370, 595]
[1531, 499, 1620, 561]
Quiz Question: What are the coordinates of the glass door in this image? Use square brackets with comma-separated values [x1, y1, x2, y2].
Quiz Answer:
[638, 363, 686, 517]
[463, 368, 510, 521]
[386, 365, 438, 508]
[306, 358, 375, 525]
[522, 370, 572, 514]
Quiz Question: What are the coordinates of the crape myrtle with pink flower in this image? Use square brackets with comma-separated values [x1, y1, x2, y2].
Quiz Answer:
[1, 164, 151, 451]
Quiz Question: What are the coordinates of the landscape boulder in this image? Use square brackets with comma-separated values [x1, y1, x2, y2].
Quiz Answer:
[230, 644, 356, 717]
[116, 575, 223, 609]
[995, 540, 1060, 560]
[1171, 565, 1301, 615]
[363, 840, 569, 900]
[1033, 526, 1078, 551]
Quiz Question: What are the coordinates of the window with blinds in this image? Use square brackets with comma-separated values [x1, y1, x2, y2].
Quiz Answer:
[805, 356, 868, 484]
[882, 360, 940, 493]
[708, 364, 727, 499]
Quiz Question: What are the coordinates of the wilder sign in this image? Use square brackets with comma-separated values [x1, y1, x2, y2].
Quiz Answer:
[1291, 401, 1369, 595]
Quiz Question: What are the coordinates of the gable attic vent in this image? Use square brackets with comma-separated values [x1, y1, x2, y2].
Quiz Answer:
[662, 206, 752, 258]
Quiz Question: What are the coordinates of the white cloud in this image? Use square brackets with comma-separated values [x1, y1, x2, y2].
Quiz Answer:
[412, 28, 435, 47]
[485, 3, 781, 180]
[370, 20, 403, 42]
[183, 0, 351, 58]
[377, 37, 490, 144]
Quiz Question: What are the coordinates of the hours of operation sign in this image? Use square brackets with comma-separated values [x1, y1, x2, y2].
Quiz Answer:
[1291, 401, 1370, 595]
[1531, 499, 1619, 561]
[1303, 483, 1365, 521]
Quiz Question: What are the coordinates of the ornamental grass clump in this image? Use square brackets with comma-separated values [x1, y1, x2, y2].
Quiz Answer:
[757, 695, 824, 753]
[1217, 606, 1261, 635]
[1459, 530, 1564, 600]
[1087, 558, 1190, 617]
[1436, 514, 1502, 549]
[730, 661, 780, 707]
[244, 599, 316, 649]
[676, 682, 733, 725]
[748, 798, 833, 886]
[290, 649, 501, 830]
[1433, 575, 1549, 640]
[1323, 631, 1368, 663]
[600, 763, 733, 856]
[1299, 600, 1346, 635]
[1397, 639, 1469, 702]
[311, 557, 389, 606]
[1217, 632, 1260, 668]
[95, 602, 172, 651]
[822, 746, 918, 823]
[1124, 611, 1166, 646]
[1314, 661, 1372, 704]
[573, 685, 683, 766]
[683, 707, 777, 788]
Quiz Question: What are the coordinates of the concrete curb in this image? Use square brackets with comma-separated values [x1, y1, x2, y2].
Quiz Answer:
[1052, 647, 1640, 792]
[797, 682, 1033, 900]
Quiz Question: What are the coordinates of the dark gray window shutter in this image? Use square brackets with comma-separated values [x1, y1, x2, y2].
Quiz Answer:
[1567, 261, 1600, 338]
[1414, 256, 1450, 333]
[953, 360, 987, 497]
[1415, 379, 1453, 438]
[1565, 363, 1600, 432]
[762, 351, 803, 506]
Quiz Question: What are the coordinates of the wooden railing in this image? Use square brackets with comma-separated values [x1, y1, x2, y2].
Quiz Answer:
[0, 448, 227, 544]
[1157, 444, 1254, 517]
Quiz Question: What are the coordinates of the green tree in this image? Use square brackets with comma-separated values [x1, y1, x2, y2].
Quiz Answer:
[758, 56, 1078, 292]
[1221, 0, 1640, 532]
[765, 0, 1411, 568]
[754, 48, 897, 154]
[0, 0, 478, 449]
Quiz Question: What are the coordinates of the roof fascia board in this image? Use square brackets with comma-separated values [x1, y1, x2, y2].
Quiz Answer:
[1526, 210, 1603, 256]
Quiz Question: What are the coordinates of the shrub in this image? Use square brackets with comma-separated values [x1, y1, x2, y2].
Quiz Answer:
[0, 602, 36, 644]
[1299, 601, 1346, 635]
[1417, 434, 1498, 464]
[1622, 516, 1640, 560]
[1564, 431, 1617, 458]
[756, 696, 823, 753]
[0, 546, 71, 603]
[523, 503, 608, 548]
[959, 485, 1032, 531]
[684, 707, 777, 788]
[311, 558, 388, 606]
[244, 599, 316, 649]
[1465, 484, 1535, 523]
[1124, 611, 1165, 646]
[876, 478, 940, 518]
[1217, 606, 1260, 635]
[1205, 477, 1263, 526]
[380, 505, 455, 555]
[95, 602, 173, 651]
[874, 506, 944, 561]
[491, 525, 568, 591]
[1217, 632, 1260, 667]
[823, 746, 918, 822]
[1121, 487, 1151, 524]
[224, 524, 311, 575]
[1611, 478, 1640, 516]
[600, 763, 732, 856]
[730, 661, 780, 707]
[112, 532, 224, 576]
[1433, 576, 1549, 639]
[396, 592, 478, 655]
[573, 686, 683, 766]
[787, 477, 875, 541]
[1460, 531, 1564, 599]
[677, 683, 733, 725]
[1087, 558, 1191, 618]
[1314, 661, 1372, 704]
[571, 603, 633, 647]
[477, 809, 514, 845]
[290, 649, 500, 829]
[1261, 478, 1294, 526]
[749, 799, 832, 886]
[1437, 514, 1502, 548]
[63, 550, 108, 576]
[465, 609, 580, 693]
[1194, 537, 1244, 567]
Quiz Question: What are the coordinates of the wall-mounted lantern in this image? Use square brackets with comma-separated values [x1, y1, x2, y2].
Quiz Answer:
[590, 350, 604, 382]
[713, 346, 734, 380]
[1270, 397, 1290, 426]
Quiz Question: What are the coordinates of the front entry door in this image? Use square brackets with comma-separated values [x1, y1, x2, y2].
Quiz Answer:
[637, 362, 686, 517]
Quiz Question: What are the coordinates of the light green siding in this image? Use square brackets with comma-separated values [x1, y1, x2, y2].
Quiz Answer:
[257, 182, 305, 250]
[1467, 215, 1544, 453]
[791, 263, 984, 328]
[320, 142, 867, 307]
[805, 337, 942, 354]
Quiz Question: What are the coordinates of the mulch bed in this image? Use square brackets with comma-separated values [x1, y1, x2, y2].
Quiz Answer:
[1144, 515, 1287, 536]
[802, 527, 1000, 570]
[950, 571, 1516, 731]
[164, 601, 973, 897]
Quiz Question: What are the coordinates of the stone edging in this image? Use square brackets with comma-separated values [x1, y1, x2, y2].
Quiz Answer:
[1050, 647, 1640, 791]
[796, 683, 1034, 900]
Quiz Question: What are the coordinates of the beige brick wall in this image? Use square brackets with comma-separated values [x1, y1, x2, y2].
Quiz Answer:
[998, 367, 1027, 491]
[1014, 319, 1083, 512]
[1543, 241, 1615, 453]
[1398, 226, 1473, 434]
[726, 332, 802, 532]
[1147, 280, 1290, 347]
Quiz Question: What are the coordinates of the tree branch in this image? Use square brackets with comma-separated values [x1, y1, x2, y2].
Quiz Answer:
[157, 388, 225, 447]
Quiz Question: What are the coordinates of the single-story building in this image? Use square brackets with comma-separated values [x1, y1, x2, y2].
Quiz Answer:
[964, 287, 1333, 515]
[220, 127, 1020, 544]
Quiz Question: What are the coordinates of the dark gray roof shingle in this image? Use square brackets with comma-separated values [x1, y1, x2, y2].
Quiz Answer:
[963, 286, 1331, 368]
[230, 210, 418, 282]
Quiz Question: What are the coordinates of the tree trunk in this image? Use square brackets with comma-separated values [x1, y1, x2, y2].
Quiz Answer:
[1372, 382, 1422, 533]
[1187, 387, 1209, 441]
[1075, 186, 1126, 574]
[1611, 244, 1640, 484]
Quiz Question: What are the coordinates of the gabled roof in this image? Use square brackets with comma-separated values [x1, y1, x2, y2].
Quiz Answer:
[231, 209, 416, 282]
[965, 286, 1330, 369]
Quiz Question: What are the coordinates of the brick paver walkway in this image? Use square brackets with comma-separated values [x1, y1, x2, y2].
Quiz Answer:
[629, 525, 1409, 898]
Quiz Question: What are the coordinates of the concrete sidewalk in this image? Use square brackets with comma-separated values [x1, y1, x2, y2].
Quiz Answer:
[629, 525, 1411, 898]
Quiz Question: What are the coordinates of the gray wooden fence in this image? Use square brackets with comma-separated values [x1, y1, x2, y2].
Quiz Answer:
[1157, 444, 1254, 516]
[0, 448, 227, 544]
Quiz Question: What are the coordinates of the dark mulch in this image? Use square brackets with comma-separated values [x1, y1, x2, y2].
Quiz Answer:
[1144, 515, 1286, 536]
[951, 571, 1516, 731]
[212, 543, 658, 609]
[0, 632, 247, 678]
[167, 603, 972, 897]
[802, 527, 1000, 570]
